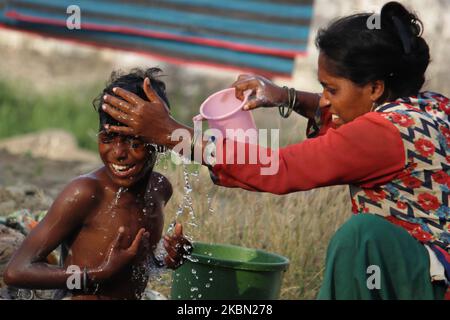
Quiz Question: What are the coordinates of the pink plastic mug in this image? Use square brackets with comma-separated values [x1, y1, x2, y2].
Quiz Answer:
[194, 88, 256, 142]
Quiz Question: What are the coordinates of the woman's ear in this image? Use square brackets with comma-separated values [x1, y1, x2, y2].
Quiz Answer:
[370, 80, 385, 102]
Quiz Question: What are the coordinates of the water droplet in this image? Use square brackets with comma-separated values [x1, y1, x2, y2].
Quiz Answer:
[191, 269, 197, 275]
[186, 255, 199, 263]
[205, 283, 211, 288]
[190, 287, 198, 292]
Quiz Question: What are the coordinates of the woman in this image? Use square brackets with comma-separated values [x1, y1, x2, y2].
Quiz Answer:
[101, 2, 449, 299]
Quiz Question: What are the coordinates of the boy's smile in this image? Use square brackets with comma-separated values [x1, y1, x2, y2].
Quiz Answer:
[98, 131, 156, 188]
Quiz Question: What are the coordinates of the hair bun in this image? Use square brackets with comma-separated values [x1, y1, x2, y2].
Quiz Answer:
[381, 2, 423, 55]
[381, 1, 422, 36]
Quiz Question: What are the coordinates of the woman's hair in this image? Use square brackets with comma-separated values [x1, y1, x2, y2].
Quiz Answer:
[93, 67, 170, 131]
[315, 1, 430, 99]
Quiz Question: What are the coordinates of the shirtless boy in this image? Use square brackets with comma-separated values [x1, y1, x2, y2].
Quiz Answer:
[4, 68, 190, 300]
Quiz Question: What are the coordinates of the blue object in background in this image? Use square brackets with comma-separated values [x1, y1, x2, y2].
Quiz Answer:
[0, 0, 315, 77]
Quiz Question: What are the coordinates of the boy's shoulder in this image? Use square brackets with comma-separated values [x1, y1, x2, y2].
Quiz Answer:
[149, 171, 173, 203]
[58, 173, 103, 204]
[46, 173, 103, 222]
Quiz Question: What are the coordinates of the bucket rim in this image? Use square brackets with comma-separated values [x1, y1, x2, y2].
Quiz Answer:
[188, 241, 290, 272]
[200, 88, 251, 121]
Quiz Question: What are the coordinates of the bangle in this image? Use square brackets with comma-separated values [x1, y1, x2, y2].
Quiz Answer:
[287, 87, 296, 117]
[83, 267, 88, 294]
[278, 86, 289, 118]
[278, 86, 296, 118]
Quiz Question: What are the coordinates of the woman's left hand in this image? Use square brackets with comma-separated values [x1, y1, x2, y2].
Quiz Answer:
[102, 78, 178, 146]
[163, 223, 192, 269]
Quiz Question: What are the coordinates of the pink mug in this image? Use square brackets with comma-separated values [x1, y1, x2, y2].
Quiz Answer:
[194, 88, 257, 142]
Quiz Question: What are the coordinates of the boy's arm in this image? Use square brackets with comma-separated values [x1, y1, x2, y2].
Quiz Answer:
[3, 177, 102, 289]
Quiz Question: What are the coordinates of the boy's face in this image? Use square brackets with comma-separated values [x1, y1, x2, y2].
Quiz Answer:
[98, 131, 156, 188]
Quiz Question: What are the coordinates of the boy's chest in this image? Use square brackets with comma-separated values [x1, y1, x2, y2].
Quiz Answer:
[84, 191, 164, 249]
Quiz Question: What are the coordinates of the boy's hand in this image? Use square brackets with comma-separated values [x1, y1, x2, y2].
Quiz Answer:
[102, 78, 178, 147]
[163, 223, 192, 269]
[97, 227, 149, 280]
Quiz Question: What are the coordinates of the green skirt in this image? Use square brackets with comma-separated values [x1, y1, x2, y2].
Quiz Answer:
[318, 214, 447, 300]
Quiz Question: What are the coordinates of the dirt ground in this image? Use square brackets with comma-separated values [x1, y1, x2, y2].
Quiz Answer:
[0, 148, 99, 206]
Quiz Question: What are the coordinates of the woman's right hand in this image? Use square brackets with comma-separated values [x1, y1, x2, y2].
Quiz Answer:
[232, 74, 288, 111]
[96, 227, 148, 280]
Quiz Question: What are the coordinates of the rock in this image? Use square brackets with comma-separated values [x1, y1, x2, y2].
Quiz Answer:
[141, 289, 168, 300]
[0, 129, 98, 163]
[0, 185, 53, 216]
[0, 201, 16, 215]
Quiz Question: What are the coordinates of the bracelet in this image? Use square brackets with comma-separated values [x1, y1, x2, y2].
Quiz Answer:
[278, 86, 289, 118]
[287, 87, 296, 117]
[83, 267, 88, 294]
[278, 86, 296, 118]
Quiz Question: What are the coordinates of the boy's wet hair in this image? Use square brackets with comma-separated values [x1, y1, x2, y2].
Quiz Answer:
[93, 67, 170, 131]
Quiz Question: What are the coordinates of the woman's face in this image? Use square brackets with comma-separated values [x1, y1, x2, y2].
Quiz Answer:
[317, 52, 377, 126]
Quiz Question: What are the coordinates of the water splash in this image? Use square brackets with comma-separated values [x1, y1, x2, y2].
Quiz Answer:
[170, 164, 196, 231]
[110, 187, 127, 218]
[207, 193, 215, 214]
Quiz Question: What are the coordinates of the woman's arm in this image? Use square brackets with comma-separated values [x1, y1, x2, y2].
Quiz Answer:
[210, 113, 406, 194]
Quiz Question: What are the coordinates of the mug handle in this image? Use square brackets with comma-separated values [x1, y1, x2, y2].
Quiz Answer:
[193, 114, 205, 122]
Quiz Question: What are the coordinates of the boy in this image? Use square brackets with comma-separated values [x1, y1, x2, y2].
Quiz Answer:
[4, 68, 190, 300]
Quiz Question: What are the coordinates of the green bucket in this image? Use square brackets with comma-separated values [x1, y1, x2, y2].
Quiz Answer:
[171, 242, 289, 300]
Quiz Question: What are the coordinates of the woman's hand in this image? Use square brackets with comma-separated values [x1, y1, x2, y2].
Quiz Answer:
[232, 74, 288, 110]
[102, 78, 178, 146]
[96, 227, 148, 280]
[163, 223, 192, 269]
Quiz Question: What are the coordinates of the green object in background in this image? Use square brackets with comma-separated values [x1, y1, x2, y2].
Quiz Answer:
[171, 242, 289, 300]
